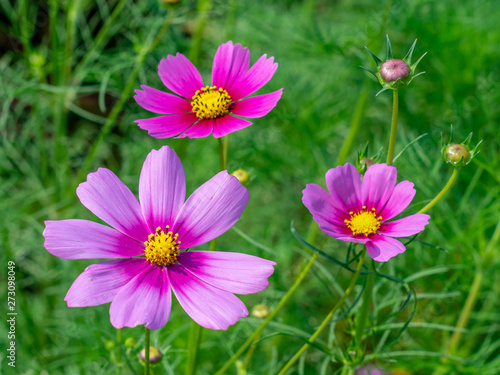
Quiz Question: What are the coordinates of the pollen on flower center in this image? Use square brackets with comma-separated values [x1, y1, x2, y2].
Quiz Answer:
[191, 86, 232, 120]
[344, 206, 382, 236]
[144, 226, 181, 266]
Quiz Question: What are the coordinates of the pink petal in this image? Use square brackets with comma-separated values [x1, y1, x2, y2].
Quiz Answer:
[177, 251, 275, 295]
[168, 264, 248, 330]
[135, 113, 198, 138]
[381, 214, 430, 237]
[173, 171, 249, 248]
[302, 183, 352, 238]
[231, 89, 283, 118]
[325, 163, 362, 214]
[76, 168, 150, 242]
[379, 181, 416, 220]
[228, 54, 278, 100]
[139, 146, 186, 233]
[176, 118, 214, 139]
[366, 234, 406, 262]
[212, 41, 250, 92]
[158, 53, 203, 99]
[134, 85, 192, 114]
[212, 116, 252, 138]
[361, 163, 397, 214]
[110, 264, 172, 330]
[44, 219, 144, 259]
[65, 258, 147, 307]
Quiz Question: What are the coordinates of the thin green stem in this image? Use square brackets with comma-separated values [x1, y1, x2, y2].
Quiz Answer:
[386, 89, 398, 166]
[189, 0, 212, 65]
[186, 322, 203, 375]
[278, 250, 366, 375]
[116, 328, 123, 373]
[215, 253, 318, 375]
[224, 135, 229, 169]
[418, 168, 460, 214]
[144, 328, 150, 375]
[354, 271, 374, 348]
[218, 138, 225, 171]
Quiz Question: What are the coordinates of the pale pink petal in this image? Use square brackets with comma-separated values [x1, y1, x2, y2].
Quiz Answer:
[176, 118, 214, 138]
[228, 54, 278, 100]
[212, 41, 250, 91]
[168, 264, 248, 330]
[44, 219, 144, 259]
[380, 214, 430, 237]
[177, 251, 275, 295]
[134, 85, 192, 114]
[173, 171, 248, 248]
[139, 146, 186, 233]
[366, 234, 406, 262]
[362, 163, 397, 214]
[231, 89, 283, 118]
[110, 265, 172, 330]
[379, 181, 416, 220]
[158, 53, 203, 98]
[135, 113, 198, 138]
[212, 116, 252, 138]
[65, 259, 147, 307]
[76, 168, 150, 242]
[302, 184, 352, 238]
[325, 164, 362, 213]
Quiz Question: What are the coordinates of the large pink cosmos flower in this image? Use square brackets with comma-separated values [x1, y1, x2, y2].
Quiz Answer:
[134, 41, 283, 139]
[302, 163, 430, 262]
[43, 146, 275, 330]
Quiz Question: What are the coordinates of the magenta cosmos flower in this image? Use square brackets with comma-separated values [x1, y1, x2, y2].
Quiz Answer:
[43, 146, 275, 330]
[134, 41, 283, 138]
[302, 163, 430, 262]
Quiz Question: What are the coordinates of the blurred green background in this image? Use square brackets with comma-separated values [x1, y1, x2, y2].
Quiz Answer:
[1, 0, 499, 374]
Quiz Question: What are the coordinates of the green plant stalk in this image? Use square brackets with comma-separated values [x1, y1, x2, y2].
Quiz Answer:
[418, 168, 459, 214]
[386, 89, 399, 165]
[189, 0, 212, 65]
[74, 11, 173, 187]
[116, 328, 123, 373]
[186, 322, 203, 375]
[215, 253, 319, 375]
[278, 250, 366, 375]
[145, 328, 150, 375]
[354, 271, 374, 348]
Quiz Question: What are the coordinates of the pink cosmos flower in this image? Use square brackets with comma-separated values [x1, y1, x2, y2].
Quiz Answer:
[134, 41, 283, 139]
[43, 146, 275, 330]
[302, 163, 430, 262]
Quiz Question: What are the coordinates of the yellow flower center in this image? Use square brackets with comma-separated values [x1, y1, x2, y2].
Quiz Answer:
[191, 86, 232, 119]
[344, 206, 382, 236]
[144, 226, 181, 266]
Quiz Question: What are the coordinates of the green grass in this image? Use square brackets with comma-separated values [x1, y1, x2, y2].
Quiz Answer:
[1, 0, 499, 374]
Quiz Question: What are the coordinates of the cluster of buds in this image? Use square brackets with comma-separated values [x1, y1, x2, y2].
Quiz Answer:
[441, 125, 482, 167]
[361, 35, 427, 96]
[356, 142, 383, 174]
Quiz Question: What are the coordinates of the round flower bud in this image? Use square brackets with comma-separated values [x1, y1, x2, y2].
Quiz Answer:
[124, 337, 136, 348]
[232, 169, 250, 185]
[251, 304, 270, 319]
[445, 143, 470, 165]
[359, 158, 375, 171]
[139, 346, 162, 364]
[380, 59, 410, 82]
[104, 340, 115, 351]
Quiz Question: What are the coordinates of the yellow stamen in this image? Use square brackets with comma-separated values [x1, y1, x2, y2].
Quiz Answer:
[191, 86, 232, 119]
[344, 207, 382, 236]
[144, 226, 181, 266]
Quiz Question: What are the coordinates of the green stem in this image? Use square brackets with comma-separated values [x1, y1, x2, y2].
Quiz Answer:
[215, 253, 318, 375]
[386, 89, 398, 166]
[74, 10, 173, 187]
[354, 271, 374, 348]
[277, 250, 366, 375]
[144, 328, 150, 375]
[116, 328, 123, 373]
[186, 322, 203, 375]
[218, 138, 225, 171]
[418, 168, 459, 214]
[189, 0, 212, 65]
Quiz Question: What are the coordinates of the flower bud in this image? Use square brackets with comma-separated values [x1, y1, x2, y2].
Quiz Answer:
[441, 125, 482, 168]
[361, 35, 427, 96]
[139, 346, 162, 364]
[251, 304, 270, 319]
[125, 337, 136, 348]
[356, 142, 382, 174]
[232, 169, 250, 185]
[104, 340, 115, 351]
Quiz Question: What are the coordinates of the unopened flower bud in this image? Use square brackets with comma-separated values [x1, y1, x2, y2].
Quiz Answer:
[232, 169, 250, 185]
[380, 59, 410, 82]
[445, 144, 470, 165]
[356, 142, 382, 173]
[125, 337, 136, 348]
[359, 158, 375, 170]
[104, 340, 115, 351]
[139, 346, 162, 364]
[251, 304, 270, 319]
